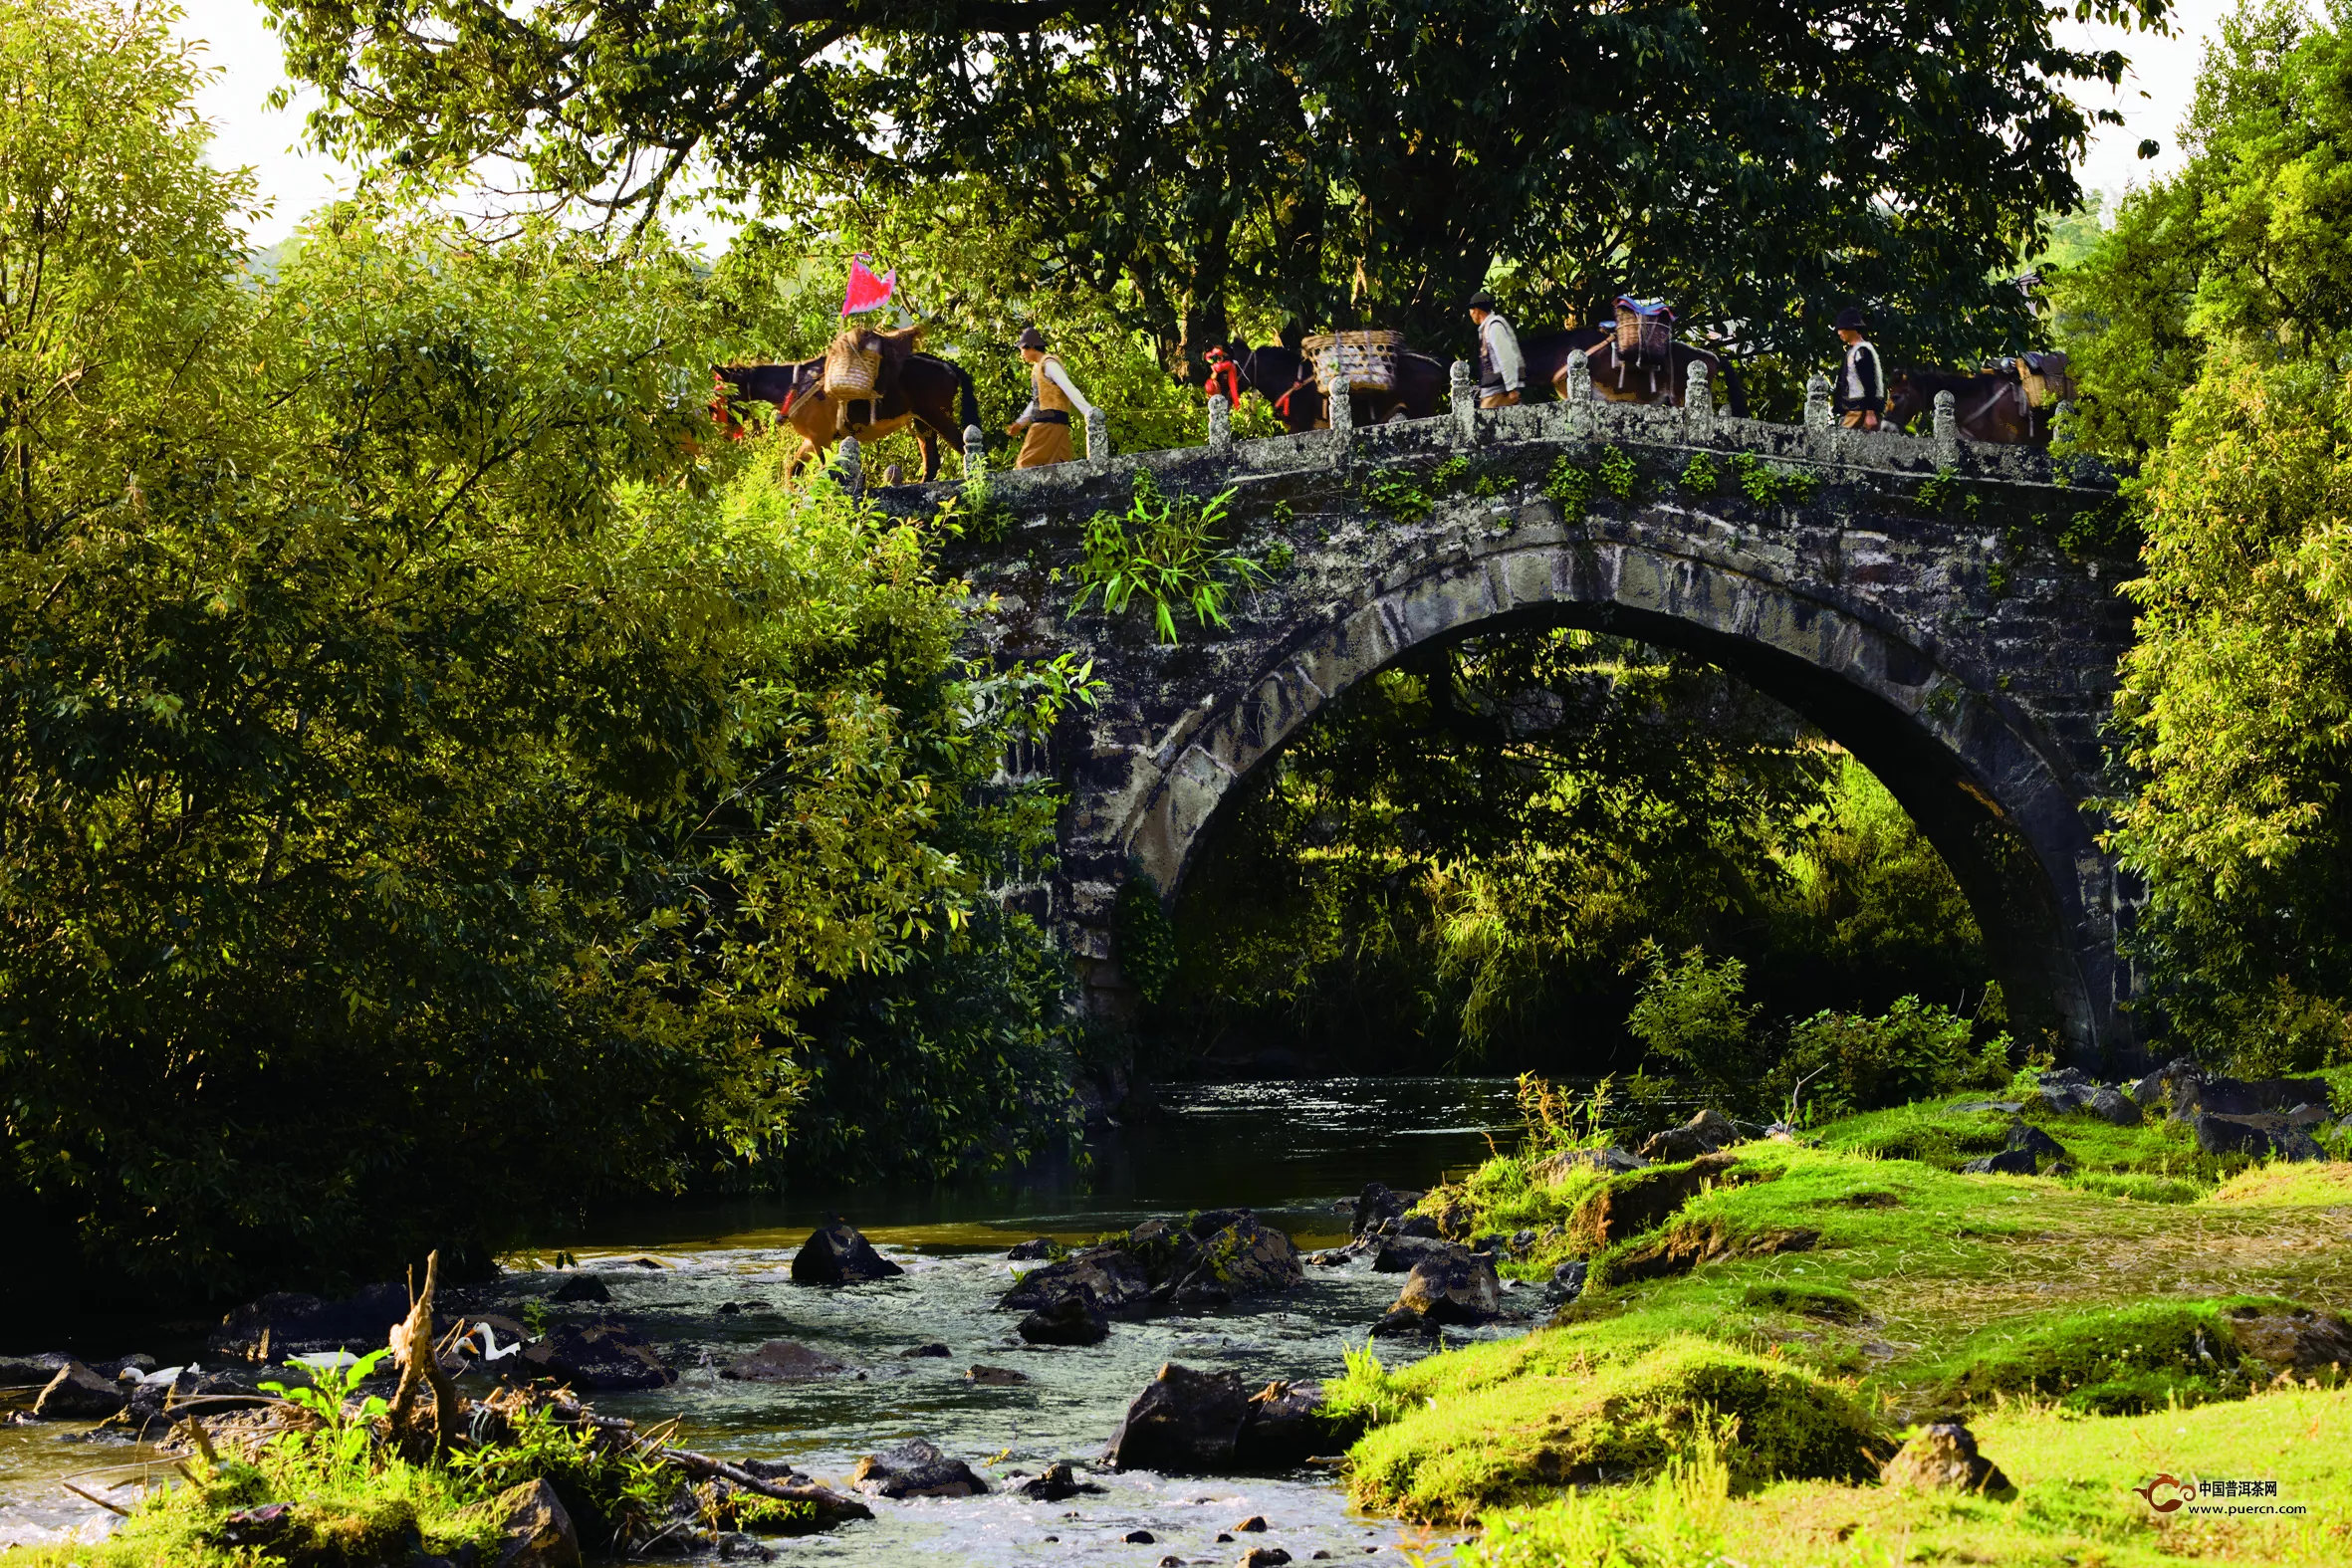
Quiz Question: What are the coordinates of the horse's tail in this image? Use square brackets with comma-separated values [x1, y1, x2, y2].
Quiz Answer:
[1716, 357, 1750, 419]
[953, 360, 980, 436]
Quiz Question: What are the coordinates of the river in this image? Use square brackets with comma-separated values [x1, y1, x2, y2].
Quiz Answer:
[0, 1077, 1530, 1563]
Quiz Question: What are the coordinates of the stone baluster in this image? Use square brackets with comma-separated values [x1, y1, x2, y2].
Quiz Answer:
[1685, 359, 1713, 438]
[1207, 392, 1233, 449]
[834, 433, 862, 497]
[1803, 372, 1834, 458]
[1934, 390, 1960, 467]
[1085, 410, 1110, 462]
[1804, 373, 1833, 431]
[963, 424, 986, 480]
[1451, 359, 1477, 443]
[1327, 370, 1354, 446]
[1560, 348, 1592, 440]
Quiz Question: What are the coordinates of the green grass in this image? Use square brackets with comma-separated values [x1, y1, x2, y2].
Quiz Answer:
[1337, 1097, 2352, 1548]
[1456, 1384, 2352, 1568]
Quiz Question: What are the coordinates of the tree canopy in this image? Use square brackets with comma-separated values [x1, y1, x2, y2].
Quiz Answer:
[267, 0, 2167, 371]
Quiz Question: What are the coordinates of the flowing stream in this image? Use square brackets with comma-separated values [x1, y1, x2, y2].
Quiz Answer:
[0, 1077, 1530, 1563]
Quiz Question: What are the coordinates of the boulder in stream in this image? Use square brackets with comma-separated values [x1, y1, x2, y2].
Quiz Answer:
[722, 1340, 852, 1382]
[1102, 1362, 1252, 1472]
[33, 1362, 127, 1420]
[791, 1220, 904, 1285]
[1379, 1249, 1502, 1330]
[1158, 1212, 1303, 1306]
[521, 1321, 675, 1390]
[488, 1478, 583, 1568]
[1370, 1235, 1457, 1274]
[1001, 1246, 1152, 1315]
[850, 1438, 989, 1498]
[550, 1273, 612, 1304]
[208, 1282, 409, 1363]
[1019, 1294, 1109, 1346]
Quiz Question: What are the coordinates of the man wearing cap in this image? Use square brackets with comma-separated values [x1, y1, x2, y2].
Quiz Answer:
[1469, 293, 1524, 408]
[1007, 327, 1100, 468]
[1833, 308, 1884, 431]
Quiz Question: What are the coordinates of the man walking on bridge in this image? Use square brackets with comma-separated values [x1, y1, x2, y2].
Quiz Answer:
[1007, 327, 1100, 468]
[1833, 308, 1884, 431]
[1469, 292, 1524, 408]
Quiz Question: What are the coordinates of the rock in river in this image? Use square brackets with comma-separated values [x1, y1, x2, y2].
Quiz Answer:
[1019, 1294, 1109, 1346]
[208, 1282, 409, 1363]
[1158, 1212, 1303, 1306]
[1102, 1363, 1252, 1472]
[722, 1340, 852, 1382]
[850, 1439, 988, 1498]
[1002, 1246, 1153, 1315]
[550, 1273, 612, 1304]
[1372, 1249, 1501, 1336]
[522, 1321, 675, 1390]
[792, 1220, 904, 1285]
[33, 1362, 127, 1420]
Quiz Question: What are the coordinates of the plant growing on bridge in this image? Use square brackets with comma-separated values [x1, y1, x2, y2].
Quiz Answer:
[1678, 453, 1721, 495]
[1072, 468, 1259, 643]
[1545, 457, 1592, 517]
[1596, 445, 1641, 499]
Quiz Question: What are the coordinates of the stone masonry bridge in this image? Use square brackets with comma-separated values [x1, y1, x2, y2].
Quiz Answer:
[873, 364, 2144, 1069]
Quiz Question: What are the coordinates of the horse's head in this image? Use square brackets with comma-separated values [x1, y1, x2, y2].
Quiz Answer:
[1884, 370, 1928, 431]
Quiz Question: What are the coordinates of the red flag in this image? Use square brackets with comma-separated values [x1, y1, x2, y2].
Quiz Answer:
[842, 257, 896, 316]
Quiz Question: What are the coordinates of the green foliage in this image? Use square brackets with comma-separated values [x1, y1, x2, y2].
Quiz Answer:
[1770, 998, 2003, 1121]
[1543, 457, 1592, 517]
[2108, 353, 2352, 1069]
[1072, 469, 1260, 643]
[1113, 874, 1180, 1006]
[1945, 1299, 2270, 1415]
[1727, 451, 1817, 507]
[260, 1352, 393, 1471]
[1742, 1281, 1864, 1324]
[1625, 946, 1760, 1101]
[0, 8, 1090, 1306]
[1359, 459, 1469, 525]
[270, 0, 2156, 379]
[2053, 1, 2352, 460]
[1677, 452, 1720, 494]
[1595, 445, 1640, 500]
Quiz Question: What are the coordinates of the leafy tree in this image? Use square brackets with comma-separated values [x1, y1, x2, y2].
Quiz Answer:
[2054, 0, 2352, 459]
[2108, 353, 2352, 1070]
[0, 1, 1086, 1311]
[267, 0, 2166, 374]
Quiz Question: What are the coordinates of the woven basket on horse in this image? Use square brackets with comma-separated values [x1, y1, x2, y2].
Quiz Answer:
[2014, 351, 2074, 408]
[1614, 298, 1675, 363]
[823, 332, 882, 397]
[1303, 330, 1402, 394]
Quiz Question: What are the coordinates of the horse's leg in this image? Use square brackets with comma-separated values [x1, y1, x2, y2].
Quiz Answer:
[787, 438, 823, 479]
[914, 422, 940, 481]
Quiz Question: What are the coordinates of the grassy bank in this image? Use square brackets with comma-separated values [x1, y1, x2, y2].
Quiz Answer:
[1333, 1095, 2352, 1564]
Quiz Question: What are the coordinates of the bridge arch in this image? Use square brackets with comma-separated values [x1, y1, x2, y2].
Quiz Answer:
[1109, 529, 2126, 1061]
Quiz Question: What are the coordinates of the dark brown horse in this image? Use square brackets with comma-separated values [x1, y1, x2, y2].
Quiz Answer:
[713, 352, 981, 480]
[1227, 344, 1448, 432]
[1885, 365, 2049, 444]
[1548, 332, 1747, 415]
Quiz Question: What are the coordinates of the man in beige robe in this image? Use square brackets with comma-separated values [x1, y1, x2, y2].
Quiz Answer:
[1007, 327, 1099, 467]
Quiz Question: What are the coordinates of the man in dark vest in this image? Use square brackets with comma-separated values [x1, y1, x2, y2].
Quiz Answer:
[1833, 308, 1884, 431]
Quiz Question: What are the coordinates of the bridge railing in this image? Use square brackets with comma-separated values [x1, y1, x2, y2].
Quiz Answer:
[842, 354, 2108, 502]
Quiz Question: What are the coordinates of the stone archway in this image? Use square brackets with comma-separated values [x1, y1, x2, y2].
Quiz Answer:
[1108, 534, 2128, 1063]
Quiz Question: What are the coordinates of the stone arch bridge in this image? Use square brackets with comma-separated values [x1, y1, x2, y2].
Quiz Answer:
[877, 372, 2143, 1069]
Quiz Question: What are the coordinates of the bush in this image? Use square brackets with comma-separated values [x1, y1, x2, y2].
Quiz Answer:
[1766, 997, 2003, 1120]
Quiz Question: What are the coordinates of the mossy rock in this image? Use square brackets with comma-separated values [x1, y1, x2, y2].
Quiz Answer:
[1347, 1333, 1889, 1523]
[1743, 1282, 1865, 1324]
[1941, 1298, 2309, 1414]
